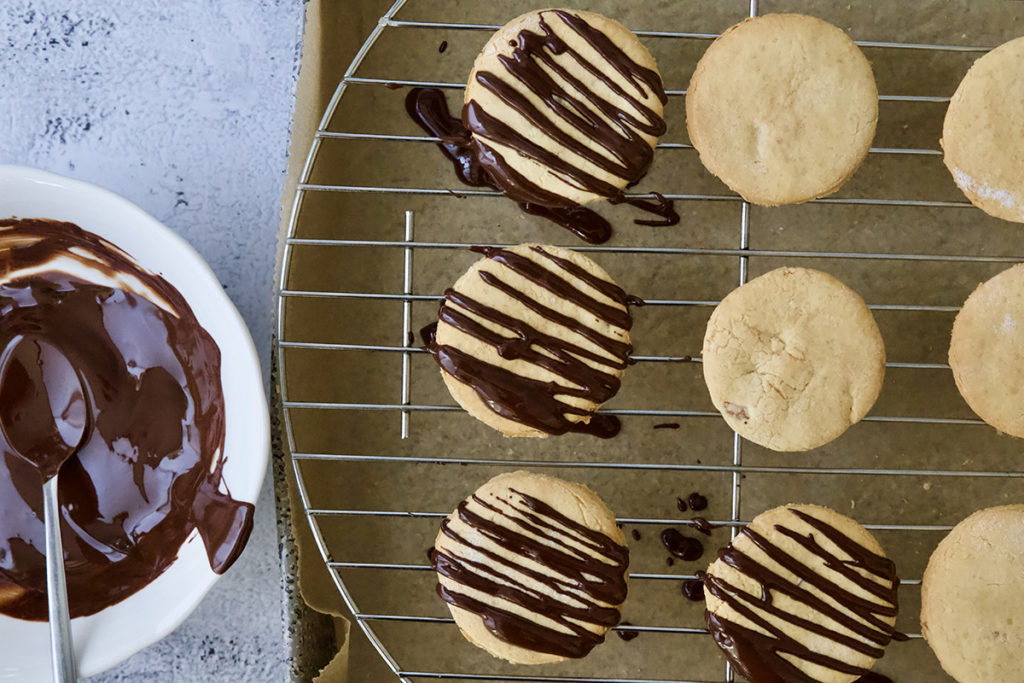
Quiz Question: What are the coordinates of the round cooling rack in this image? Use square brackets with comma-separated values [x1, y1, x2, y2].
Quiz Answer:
[277, 1, 1023, 681]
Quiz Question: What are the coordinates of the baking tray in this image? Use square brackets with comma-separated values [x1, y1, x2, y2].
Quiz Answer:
[274, 1, 1024, 680]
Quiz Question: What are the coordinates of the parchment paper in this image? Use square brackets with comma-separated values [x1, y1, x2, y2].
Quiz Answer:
[277, 2, 1024, 680]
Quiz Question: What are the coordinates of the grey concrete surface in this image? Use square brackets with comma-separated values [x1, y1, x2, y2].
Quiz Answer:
[1, 1, 305, 680]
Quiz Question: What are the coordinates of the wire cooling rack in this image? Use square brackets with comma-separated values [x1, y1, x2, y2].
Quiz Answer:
[276, 1, 1024, 681]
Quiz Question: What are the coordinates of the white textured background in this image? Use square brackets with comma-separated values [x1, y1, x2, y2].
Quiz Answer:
[1, 1, 305, 680]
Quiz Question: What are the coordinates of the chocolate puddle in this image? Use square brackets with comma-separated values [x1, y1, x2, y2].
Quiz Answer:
[0, 218, 253, 620]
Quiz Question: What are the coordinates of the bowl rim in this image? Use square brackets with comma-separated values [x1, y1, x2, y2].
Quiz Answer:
[0, 164, 270, 679]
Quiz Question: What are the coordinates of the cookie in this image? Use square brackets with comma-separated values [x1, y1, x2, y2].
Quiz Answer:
[431, 471, 628, 664]
[702, 267, 885, 452]
[948, 264, 1024, 436]
[426, 244, 633, 438]
[703, 504, 900, 683]
[463, 9, 666, 207]
[942, 37, 1024, 222]
[921, 505, 1024, 683]
[686, 14, 878, 206]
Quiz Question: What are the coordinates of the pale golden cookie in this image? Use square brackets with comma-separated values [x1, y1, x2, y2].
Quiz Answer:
[704, 504, 900, 683]
[430, 244, 633, 438]
[686, 14, 878, 206]
[702, 267, 885, 451]
[949, 264, 1024, 437]
[464, 9, 666, 207]
[432, 471, 628, 664]
[942, 36, 1024, 222]
[921, 505, 1024, 683]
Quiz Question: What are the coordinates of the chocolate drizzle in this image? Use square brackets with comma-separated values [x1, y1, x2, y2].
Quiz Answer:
[403, 8, 680, 243]
[705, 507, 901, 683]
[0, 219, 253, 620]
[425, 245, 634, 438]
[432, 488, 628, 658]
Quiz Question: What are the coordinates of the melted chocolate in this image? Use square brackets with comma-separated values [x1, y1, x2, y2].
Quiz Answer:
[654, 422, 680, 430]
[438, 40, 448, 54]
[676, 497, 688, 512]
[518, 202, 612, 244]
[661, 529, 704, 562]
[425, 246, 635, 438]
[433, 488, 628, 658]
[683, 574, 706, 602]
[406, 87, 490, 187]
[688, 492, 708, 512]
[692, 517, 715, 536]
[0, 218, 252, 620]
[404, 9, 680, 243]
[854, 674, 895, 683]
[631, 528, 641, 541]
[705, 507, 900, 683]
[616, 622, 639, 641]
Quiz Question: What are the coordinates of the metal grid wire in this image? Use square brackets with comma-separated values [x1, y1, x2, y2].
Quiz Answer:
[276, 1, 1017, 680]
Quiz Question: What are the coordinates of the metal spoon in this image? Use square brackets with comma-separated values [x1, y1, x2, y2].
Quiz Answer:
[0, 335, 87, 683]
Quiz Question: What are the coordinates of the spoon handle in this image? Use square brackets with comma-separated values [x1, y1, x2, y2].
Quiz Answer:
[43, 476, 77, 683]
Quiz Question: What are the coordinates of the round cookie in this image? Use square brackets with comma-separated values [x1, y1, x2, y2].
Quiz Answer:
[463, 9, 666, 207]
[702, 267, 885, 452]
[686, 14, 878, 206]
[949, 264, 1024, 436]
[921, 505, 1024, 683]
[703, 504, 900, 683]
[942, 37, 1024, 222]
[428, 243, 633, 438]
[431, 471, 628, 664]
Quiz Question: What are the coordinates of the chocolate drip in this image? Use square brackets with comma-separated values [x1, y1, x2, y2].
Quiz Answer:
[616, 623, 639, 641]
[661, 529, 704, 561]
[688, 492, 708, 511]
[705, 507, 900, 682]
[692, 517, 715, 536]
[426, 246, 634, 438]
[683, 575, 706, 602]
[854, 674, 895, 683]
[612, 192, 680, 227]
[406, 87, 491, 187]
[654, 422, 680, 430]
[403, 10, 680, 244]
[433, 488, 628, 658]
[0, 219, 252, 620]
[518, 202, 612, 244]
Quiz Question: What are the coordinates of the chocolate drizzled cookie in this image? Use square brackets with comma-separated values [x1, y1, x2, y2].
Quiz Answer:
[432, 471, 628, 664]
[703, 505, 901, 683]
[424, 243, 634, 438]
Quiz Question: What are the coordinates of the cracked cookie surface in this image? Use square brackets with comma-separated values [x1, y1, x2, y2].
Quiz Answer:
[702, 267, 885, 451]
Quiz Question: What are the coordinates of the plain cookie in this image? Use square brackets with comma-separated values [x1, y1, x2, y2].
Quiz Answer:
[949, 264, 1024, 437]
[686, 14, 878, 206]
[704, 504, 900, 683]
[942, 36, 1024, 222]
[702, 267, 885, 452]
[431, 471, 628, 664]
[464, 9, 666, 207]
[921, 505, 1024, 683]
[427, 243, 633, 438]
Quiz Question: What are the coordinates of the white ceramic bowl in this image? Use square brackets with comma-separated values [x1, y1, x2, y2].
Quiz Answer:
[0, 165, 269, 681]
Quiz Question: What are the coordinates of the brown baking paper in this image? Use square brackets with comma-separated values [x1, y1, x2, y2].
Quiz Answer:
[277, 2, 1024, 680]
